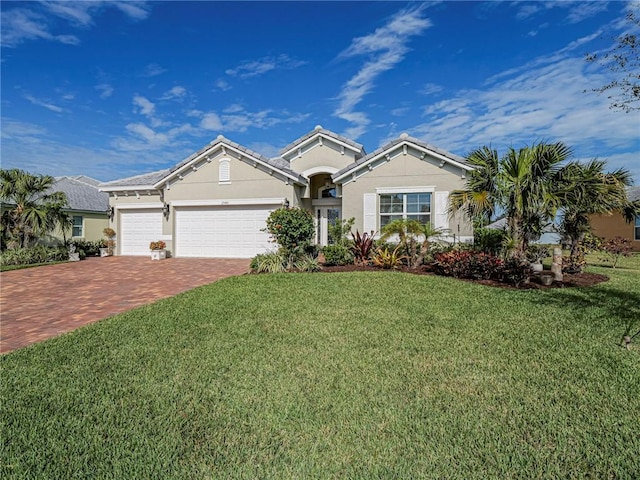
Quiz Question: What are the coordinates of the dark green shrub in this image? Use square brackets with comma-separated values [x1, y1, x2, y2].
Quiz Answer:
[69, 239, 103, 256]
[328, 217, 355, 247]
[474, 227, 507, 256]
[265, 207, 315, 258]
[499, 255, 531, 287]
[525, 244, 550, 264]
[322, 244, 354, 266]
[0, 245, 68, 266]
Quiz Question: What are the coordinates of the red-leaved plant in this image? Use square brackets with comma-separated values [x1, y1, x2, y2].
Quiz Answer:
[351, 230, 376, 265]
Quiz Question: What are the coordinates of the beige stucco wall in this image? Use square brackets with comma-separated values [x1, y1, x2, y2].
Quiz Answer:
[341, 151, 473, 237]
[165, 153, 293, 202]
[45, 211, 108, 244]
[590, 213, 640, 251]
[289, 142, 356, 175]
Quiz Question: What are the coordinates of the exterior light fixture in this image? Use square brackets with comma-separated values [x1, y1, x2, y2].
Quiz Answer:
[163, 203, 171, 217]
[106, 205, 114, 220]
[283, 198, 290, 209]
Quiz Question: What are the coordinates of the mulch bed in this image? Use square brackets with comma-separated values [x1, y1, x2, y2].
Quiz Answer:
[319, 264, 609, 290]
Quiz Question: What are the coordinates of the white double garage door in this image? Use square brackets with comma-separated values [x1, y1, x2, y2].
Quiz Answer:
[119, 204, 277, 258]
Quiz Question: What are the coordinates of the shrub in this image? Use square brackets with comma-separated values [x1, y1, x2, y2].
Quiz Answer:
[600, 236, 633, 268]
[499, 255, 531, 287]
[351, 230, 376, 265]
[322, 244, 354, 266]
[0, 245, 68, 266]
[473, 227, 507, 256]
[69, 239, 103, 256]
[525, 244, 550, 264]
[372, 246, 406, 269]
[328, 217, 355, 247]
[250, 252, 287, 273]
[294, 254, 321, 272]
[265, 207, 315, 259]
[432, 250, 504, 281]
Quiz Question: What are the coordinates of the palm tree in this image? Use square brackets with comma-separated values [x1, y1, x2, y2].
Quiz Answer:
[0, 169, 69, 249]
[380, 218, 446, 268]
[448, 146, 500, 228]
[554, 159, 635, 270]
[449, 142, 572, 255]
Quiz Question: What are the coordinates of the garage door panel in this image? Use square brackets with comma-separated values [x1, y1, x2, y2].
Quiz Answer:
[175, 205, 276, 258]
[120, 210, 163, 256]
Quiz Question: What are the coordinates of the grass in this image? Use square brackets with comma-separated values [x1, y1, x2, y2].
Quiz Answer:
[1, 256, 639, 479]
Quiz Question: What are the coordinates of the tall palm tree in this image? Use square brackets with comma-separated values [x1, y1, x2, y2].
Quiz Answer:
[449, 142, 572, 255]
[0, 169, 69, 249]
[554, 159, 635, 269]
[448, 146, 500, 228]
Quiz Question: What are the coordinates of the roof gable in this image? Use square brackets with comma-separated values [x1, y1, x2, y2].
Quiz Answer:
[332, 134, 472, 184]
[153, 135, 306, 189]
[280, 125, 365, 162]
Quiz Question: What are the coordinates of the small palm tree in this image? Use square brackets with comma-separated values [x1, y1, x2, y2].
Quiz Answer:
[0, 169, 69, 249]
[380, 219, 446, 268]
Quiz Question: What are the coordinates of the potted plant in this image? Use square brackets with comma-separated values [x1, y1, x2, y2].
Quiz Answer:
[525, 245, 549, 273]
[150, 240, 167, 260]
[101, 228, 116, 257]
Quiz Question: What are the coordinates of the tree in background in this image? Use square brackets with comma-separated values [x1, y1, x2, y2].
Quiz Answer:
[0, 169, 69, 249]
[586, 5, 639, 112]
[555, 159, 635, 271]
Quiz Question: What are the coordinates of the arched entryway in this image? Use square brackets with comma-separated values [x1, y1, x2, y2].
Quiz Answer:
[308, 172, 342, 246]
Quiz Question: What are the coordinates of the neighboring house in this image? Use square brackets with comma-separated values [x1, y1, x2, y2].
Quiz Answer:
[590, 186, 640, 252]
[50, 176, 109, 243]
[485, 218, 562, 245]
[100, 127, 474, 258]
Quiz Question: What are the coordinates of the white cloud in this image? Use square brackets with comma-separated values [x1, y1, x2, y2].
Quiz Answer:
[132, 95, 155, 116]
[1, 8, 80, 47]
[420, 83, 443, 96]
[214, 79, 231, 91]
[200, 113, 223, 131]
[125, 123, 169, 146]
[95, 83, 114, 98]
[1, 1, 151, 48]
[225, 54, 307, 79]
[141, 63, 166, 77]
[160, 86, 186, 101]
[23, 94, 64, 113]
[566, 2, 610, 24]
[334, 5, 432, 139]
[410, 36, 639, 181]
[198, 107, 308, 133]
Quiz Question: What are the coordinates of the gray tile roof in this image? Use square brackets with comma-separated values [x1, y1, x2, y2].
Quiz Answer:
[280, 126, 365, 157]
[627, 185, 640, 202]
[51, 176, 109, 212]
[99, 169, 171, 188]
[333, 134, 469, 179]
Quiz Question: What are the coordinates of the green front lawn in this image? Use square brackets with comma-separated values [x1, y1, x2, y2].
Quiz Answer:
[1, 257, 639, 478]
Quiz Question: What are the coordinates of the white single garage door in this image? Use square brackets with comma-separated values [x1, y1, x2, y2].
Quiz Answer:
[175, 205, 276, 258]
[120, 209, 163, 256]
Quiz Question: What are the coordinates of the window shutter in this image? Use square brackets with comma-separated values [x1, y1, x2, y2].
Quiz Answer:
[363, 193, 377, 234]
[434, 191, 449, 231]
[219, 160, 230, 182]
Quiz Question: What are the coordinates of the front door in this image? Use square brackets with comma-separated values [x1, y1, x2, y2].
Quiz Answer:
[316, 206, 341, 246]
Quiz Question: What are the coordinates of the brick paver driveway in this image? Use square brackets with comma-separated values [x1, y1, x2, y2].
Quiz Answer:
[0, 256, 249, 354]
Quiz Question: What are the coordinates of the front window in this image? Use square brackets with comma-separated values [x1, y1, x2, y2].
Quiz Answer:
[72, 215, 83, 237]
[635, 215, 640, 241]
[379, 192, 431, 228]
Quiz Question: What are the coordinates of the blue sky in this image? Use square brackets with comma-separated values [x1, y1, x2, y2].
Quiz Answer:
[1, 1, 639, 183]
